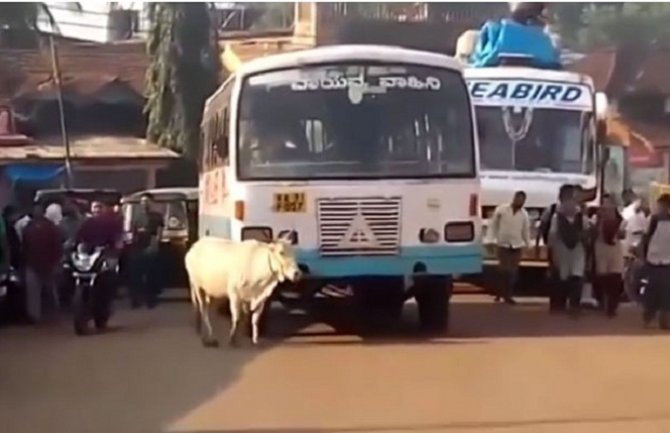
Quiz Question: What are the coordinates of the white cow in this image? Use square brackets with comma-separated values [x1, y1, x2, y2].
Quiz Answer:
[185, 236, 301, 347]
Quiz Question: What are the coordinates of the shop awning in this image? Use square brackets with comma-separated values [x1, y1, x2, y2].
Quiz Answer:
[4, 163, 65, 182]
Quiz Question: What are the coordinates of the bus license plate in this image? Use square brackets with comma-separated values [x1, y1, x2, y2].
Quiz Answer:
[273, 192, 306, 213]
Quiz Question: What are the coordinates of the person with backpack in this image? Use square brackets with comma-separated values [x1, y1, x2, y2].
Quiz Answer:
[640, 194, 670, 329]
[546, 184, 590, 316]
[591, 194, 625, 317]
[538, 184, 573, 312]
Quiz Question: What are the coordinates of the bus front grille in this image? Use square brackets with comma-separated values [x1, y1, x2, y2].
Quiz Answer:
[316, 197, 402, 256]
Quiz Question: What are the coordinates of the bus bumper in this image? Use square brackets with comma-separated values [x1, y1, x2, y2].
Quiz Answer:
[294, 244, 483, 278]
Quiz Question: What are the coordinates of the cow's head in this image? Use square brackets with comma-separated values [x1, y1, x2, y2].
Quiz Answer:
[267, 238, 301, 283]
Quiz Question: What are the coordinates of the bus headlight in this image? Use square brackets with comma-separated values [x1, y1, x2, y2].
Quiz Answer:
[444, 222, 475, 242]
[241, 227, 273, 242]
[418, 228, 440, 244]
[167, 216, 182, 229]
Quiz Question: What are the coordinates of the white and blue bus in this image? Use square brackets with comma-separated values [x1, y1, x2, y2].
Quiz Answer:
[199, 45, 481, 330]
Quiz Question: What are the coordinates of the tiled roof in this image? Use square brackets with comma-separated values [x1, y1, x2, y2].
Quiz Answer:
[0, 39, 147, 102]
[568, 46, 670, 96]
[0, 135, 178, 162]
[567, 48, 617, 93]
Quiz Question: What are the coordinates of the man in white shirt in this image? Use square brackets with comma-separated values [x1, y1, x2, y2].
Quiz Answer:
[14, 213, 31, 243]
[641, 194, 670, 329]
[491, 191, 530, 304]
[622, 198, 650, 304]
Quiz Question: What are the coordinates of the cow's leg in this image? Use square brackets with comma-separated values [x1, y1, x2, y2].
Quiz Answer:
[228, 295, 242, 347]
[201, 297, 219, 348]
[251, 300, 267, 345]
[192, 286, 203, 335]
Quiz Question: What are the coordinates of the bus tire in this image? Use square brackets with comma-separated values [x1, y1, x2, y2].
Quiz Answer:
[415, 275, 452, 333]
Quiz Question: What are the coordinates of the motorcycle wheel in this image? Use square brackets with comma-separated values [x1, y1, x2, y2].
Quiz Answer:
[93, 280, 113, 331]
[72, 287, 89, 336]
[93, 313, 109, 331]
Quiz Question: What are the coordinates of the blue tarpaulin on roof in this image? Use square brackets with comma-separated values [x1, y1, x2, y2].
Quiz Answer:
[4, 164, 65, 182]
[470, 19, 561, 70]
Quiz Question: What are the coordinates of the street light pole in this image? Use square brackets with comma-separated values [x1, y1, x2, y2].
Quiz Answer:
[48, 34, 73, 188]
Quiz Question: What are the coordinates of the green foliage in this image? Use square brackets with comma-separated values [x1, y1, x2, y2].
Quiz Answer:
[579, 3, 670, 49]
[145, 3, 220, 159]
[551, 2, 670, 50]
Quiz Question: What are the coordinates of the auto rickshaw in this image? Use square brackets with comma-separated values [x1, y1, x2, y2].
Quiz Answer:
[121, 188, 198, 288]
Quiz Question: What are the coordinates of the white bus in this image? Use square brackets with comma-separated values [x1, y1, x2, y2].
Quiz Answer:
[464, 66, 609, 271]
[199, 45, 481, 330]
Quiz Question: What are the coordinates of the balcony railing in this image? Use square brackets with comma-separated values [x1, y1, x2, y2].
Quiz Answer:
[319, 2, 508, 24]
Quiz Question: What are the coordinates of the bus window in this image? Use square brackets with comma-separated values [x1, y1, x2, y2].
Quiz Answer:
[202, 79, 233, 170]
[215, 107, 229, 163]
[237, 63, 474, 180]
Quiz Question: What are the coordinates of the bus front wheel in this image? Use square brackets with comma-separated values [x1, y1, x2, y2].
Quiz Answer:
[413, 275, 452, 333]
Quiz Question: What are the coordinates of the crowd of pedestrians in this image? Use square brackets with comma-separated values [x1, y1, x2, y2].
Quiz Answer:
[490, 184, 669, 328]
[1, 191, 165, 325]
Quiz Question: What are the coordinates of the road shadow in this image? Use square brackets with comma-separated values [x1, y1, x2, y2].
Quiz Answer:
[0, 302, 309, 433]
[174, 411, 670, 432]
[449, 295, 665, 339]
[268, 294, 667, 345]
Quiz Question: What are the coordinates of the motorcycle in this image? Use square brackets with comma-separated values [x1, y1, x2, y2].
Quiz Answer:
[66, 244, 119, 336]
[0, 268, 20, 324]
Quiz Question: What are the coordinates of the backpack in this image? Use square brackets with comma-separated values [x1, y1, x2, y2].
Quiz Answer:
[642, 214, 660, 259]
[539, 203, 557, 244]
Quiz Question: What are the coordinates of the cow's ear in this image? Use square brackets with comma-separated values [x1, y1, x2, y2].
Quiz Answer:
[276, 230, 295, 245]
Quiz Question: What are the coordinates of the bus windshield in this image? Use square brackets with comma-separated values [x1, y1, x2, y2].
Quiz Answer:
[237, 63, 474, 180]
[475, 106, 595, 174]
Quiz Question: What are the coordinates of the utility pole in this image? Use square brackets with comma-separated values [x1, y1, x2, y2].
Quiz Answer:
[49, 34, 73, 188]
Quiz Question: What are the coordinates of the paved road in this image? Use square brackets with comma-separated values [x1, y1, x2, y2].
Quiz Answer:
[3, 295, 670, 433]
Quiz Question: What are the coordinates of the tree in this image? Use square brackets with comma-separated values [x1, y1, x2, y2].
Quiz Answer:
[550, 3, 670, 50]
[579, 3, 670, 49]
[145, 3, 220, 158]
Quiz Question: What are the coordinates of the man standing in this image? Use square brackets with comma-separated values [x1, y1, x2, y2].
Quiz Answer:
[491, 191, 530, 305]
[22, 204, 62, 323]
[128, 193, 164, 309]
[641, 194, 670, 329]
[75, 200, 123, 251]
